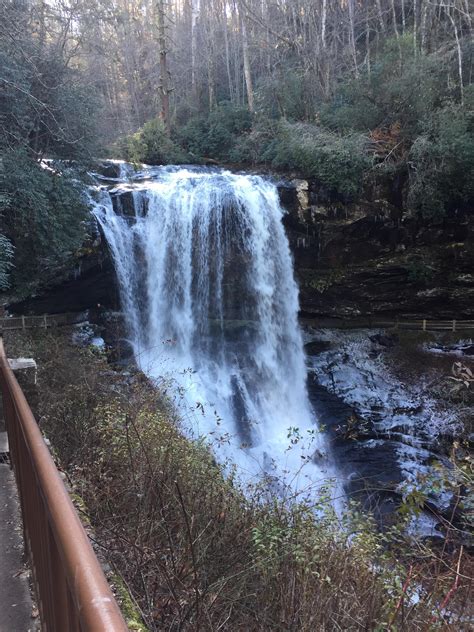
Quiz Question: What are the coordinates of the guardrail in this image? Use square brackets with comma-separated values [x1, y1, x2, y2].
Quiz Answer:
[300, 317, 474, 332]
[0, 312, 88, 331]
[2, 311, 473, 334]
[0, 338, 128, 631]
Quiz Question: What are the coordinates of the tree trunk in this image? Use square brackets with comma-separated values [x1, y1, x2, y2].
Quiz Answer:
[420, 1, 429, 53]
[321, 0, 327, 49]
[447, 8, 464, 105]
[365, 6, 371, 76]
[414, 0, 418, 56]
[156, 0, 170, 135]
[191, 0, 199, 98]
[222, 1, 234, 102]
[348, 0, 358, 77]
[375, 0, 386, 34]
[239, 2, 254, 113]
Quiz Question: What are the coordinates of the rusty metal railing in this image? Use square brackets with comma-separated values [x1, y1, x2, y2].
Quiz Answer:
[0, 338, 128, 631]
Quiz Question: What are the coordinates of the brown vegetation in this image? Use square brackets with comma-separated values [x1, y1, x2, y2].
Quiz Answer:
[4, 328, 473, 631]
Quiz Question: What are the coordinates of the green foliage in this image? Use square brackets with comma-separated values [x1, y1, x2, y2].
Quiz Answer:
[264, 121, 371, 197]
[0, 2, 100, 159]
[44, 76, 101, 159]
[0, 0, 100, 295]
[121, 118, 188, 165]
[321, 37, 450, 140]
[175, 114, 209, 156]
[0, 150, 88, 290]
[177, 110, 371, 197]
[177, 102, 252, 160]
[118, 37, 471, 218]
[407, 96, 474, 218]
[228, 115, 278, 163]
[255, 69, 309, 120]
[0, 232, 14, 290]
[125, 104, 248, 166]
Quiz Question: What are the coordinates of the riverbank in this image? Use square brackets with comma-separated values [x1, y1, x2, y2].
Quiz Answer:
[3, 325, 472, 630]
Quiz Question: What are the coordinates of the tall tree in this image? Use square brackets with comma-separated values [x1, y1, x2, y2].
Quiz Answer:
[156, 0, 171, 134]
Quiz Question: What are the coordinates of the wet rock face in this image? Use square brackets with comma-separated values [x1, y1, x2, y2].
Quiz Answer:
[95, 161, 123, 179]
[8, 171, 473, 322]
[305, 327, 468, 533]
[8, 236, 119, 315]
[111, 189, 136, 217]
[278, 178, 474, 319]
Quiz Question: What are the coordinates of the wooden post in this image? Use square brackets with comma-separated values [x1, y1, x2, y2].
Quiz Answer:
[422, 319, 426, 331]
[22, 316, 25, 331]
[452, 319, 456, 332]
[43, 315, 47, 329]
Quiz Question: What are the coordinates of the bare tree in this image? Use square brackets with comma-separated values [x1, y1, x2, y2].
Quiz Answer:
[156, 0, 171, 134]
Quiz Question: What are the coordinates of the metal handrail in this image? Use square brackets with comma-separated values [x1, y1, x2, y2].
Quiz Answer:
[0, 338, 128, 631]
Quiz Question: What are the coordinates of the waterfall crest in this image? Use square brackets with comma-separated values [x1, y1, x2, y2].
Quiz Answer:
[94, 167, 332, 495]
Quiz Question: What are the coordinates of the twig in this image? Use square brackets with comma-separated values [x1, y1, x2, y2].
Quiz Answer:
[175, 481, 201, 630]
[388, 565, 414, 627]
[431, 545, 464, 624]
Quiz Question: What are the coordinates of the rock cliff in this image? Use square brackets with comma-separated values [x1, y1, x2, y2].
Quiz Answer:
[279, 178, 474, 319]
[8, 165, 474, 320]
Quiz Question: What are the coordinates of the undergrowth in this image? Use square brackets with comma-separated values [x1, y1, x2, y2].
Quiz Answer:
[4, 328, 472, 631]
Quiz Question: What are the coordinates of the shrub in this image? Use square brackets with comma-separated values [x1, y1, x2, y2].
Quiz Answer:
[254, 69, 309, 120]
[177, 102, 252, 161]
[176, 114, 209, 156]
[321, 37, 450, 141]
[0, 232, 14, 290]
[228, 116, 278, 164]
[6, 327, 472, 631]
[0, 149, 88, 291]
[264, 121, 371, 198]
[407, 97, 474, 218]
[123, 118, 189, 165]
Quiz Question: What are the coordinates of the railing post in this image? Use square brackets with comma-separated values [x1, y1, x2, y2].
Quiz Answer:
[422, 319, 426, 331]
[452, 319, 456, 332]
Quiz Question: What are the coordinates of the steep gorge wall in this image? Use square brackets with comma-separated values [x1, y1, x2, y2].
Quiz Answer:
[280, 179, 474, 319]
[9, 168, 474, 320]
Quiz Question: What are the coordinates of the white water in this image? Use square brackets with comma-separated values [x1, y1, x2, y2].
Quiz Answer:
[93, 168, 333, 497]
[307, 328, 459, 511]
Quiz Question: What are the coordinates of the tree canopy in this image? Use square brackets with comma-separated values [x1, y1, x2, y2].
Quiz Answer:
[0, 1, 473, 291]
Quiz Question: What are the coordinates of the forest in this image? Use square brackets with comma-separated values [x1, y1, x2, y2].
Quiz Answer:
[1, 0, 473, 290]
[0, 2, 473, 631]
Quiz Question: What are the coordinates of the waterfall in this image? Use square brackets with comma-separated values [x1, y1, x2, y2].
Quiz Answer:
[94, 167, 333, 496]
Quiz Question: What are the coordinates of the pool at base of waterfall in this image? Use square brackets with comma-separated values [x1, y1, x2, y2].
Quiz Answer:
[304, 327, 465, 535]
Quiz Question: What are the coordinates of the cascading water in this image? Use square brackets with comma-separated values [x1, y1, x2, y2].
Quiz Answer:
[93, 167, 334, 496]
